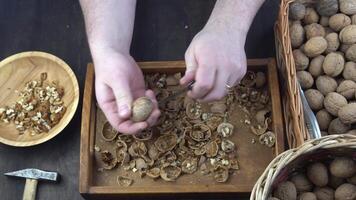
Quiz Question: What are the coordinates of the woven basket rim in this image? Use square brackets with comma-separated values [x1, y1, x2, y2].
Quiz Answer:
[250, 134, 356, 200]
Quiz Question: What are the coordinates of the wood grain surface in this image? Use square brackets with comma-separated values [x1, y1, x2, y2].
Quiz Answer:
[0, 0, 279, 199]
[0, 52, 79, 147]
[80, 59, 284, 198]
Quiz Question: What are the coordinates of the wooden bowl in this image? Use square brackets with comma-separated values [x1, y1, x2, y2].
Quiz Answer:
[0, 51, 79, 147]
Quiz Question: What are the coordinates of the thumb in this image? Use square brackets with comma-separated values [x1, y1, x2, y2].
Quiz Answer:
[112, 79, 133, 119]
[181, 47, 198, 85]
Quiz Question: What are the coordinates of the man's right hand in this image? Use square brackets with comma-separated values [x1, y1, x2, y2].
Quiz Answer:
[94, 50, 160, 134]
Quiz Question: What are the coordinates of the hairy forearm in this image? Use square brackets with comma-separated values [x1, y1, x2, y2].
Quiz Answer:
[80, 0, 136, 55]
[205, 0, 265, 40]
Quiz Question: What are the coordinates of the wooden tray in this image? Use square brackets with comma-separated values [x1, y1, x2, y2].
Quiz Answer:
[80, 59, 284, 199]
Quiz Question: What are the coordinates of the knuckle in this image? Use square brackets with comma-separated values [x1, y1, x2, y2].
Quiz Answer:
[197, 82, 213, 91]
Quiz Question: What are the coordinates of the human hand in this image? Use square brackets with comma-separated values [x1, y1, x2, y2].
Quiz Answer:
[180, 23, 248, 102]
[93, 51, 160, 134]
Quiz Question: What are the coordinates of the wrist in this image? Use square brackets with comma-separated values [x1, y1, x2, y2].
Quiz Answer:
[203, 18, 247, 46]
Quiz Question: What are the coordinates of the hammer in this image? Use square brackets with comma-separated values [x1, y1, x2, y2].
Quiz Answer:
[4, 168, 59, 200]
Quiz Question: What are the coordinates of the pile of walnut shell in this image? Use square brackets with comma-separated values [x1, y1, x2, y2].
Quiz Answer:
[290, 0, 356, 135]
[95, 71, 274, 186]
[270, 156, 356, 200]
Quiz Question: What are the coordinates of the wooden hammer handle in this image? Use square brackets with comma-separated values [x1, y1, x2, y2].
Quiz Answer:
[23, 179, 38, 200]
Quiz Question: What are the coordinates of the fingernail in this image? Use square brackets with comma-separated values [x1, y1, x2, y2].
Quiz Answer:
[119, 105, 130, 117]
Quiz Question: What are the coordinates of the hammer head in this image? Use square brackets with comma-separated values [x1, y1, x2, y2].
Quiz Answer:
[4, 168, 59, 182]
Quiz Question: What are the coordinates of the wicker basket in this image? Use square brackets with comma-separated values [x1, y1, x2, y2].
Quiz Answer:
[250, 134, 356, 200]
[274, 0, 316, 148]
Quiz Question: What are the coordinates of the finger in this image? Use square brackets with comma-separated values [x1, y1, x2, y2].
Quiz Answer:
[181, 48, 198, 85]
[199, 71, 229, 102]
[95, 82, 123, 131]
[145, 90, 161, 126]
[111, 78, 133, 119]
[118, 120, 148, 135]
[188, 64, 216, 99]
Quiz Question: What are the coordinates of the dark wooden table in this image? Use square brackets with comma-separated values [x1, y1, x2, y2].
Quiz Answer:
[0, 0, 278, 199]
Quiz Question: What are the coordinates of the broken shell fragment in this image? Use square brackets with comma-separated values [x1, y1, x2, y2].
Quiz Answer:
[259, 131, 276, 147]
[250, 118, 269, 136]
[133, 128, 153, 141]
[255, 109, 270, 125]
[204, 141, 219, 158]
[186, 102, 202, 120]
[117, 176, 133, 187]
[101, 121, 118, 141]
[241, 71, 256, 87]
[148, 145, 160, 161]
[206, 116, 223, 131]
[213, 166, 229, 183]
[146, 167, 161, 178]
[160, 165, 182, 181]
[128, 141, 147, 157]
[116, 140, 128, 152]
[190, 123, 212, 142]
[100, 150, 118, 170]
[221, 139, 235, 153]
[135, 158, 148, 171]
[116, 148, 130, 166]
[154, 133, 178, 153]
[229, 158, 240, 170]
[181, 157, 198, 174]
[217, 122, 234, 138]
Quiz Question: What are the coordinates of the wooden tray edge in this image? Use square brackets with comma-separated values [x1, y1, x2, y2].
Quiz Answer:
[79, 59, 285, 196]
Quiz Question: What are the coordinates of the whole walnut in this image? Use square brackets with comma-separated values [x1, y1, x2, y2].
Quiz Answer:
[329, 13, 351, 32]
[345, 129, 356, 135]
[293, 49, 310, 70]
[309, 55, 325, 77]
[325, 33, 340, 53]
[328, 118, 351, 134]
[298, 192, 317, 200]
[339, 25, 356, 45]
[337, 80, 356, 99]
[316, 76, 338, 95]
[131, 97, 153, 122]
[346, 44, 356, 62]
[313, 187, 335, 200]
[304, 37, 328, 57]
[340, 0, 356, 15]
[339, 103, 356, 124]
[297, 71, 314, 89]
[304, 8, 320, 25]
[324, 92, 347, 116]
[290, 173, 313, 192]
[323, 52, 345, 77]
[307, 162, 329, 187]
[320, 16, 330, 27]
[290, 21, 305, 48]
[316, 0, 339, 16]
[328, 174, 346, 189]
[305, 89, 324, 111]
[289, 2, 306, 20]
[316, 109, 332, 131]
[330, 157, 356, 178]
[343, 62, 356, 81]
[335, 183, 356, 200]
[273, 181, 297, 200]
[305, 23, 325, 39]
